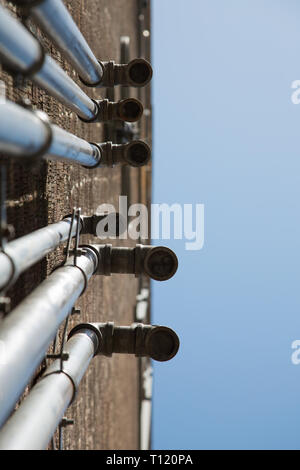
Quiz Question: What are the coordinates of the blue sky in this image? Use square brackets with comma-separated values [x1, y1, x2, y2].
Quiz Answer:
[151, 0, 300, 450]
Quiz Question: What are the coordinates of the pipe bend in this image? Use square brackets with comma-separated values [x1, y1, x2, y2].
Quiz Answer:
[69, 322, 180, 362]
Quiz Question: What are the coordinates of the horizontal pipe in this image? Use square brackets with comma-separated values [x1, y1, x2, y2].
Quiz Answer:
[0, 4, 96, 120]
[0, 101, 149, 166]
[0, 330, 98, 450]
[0, 322, 179, 449]
[0, 247, 98, 427]
[11, 0, 152, 88]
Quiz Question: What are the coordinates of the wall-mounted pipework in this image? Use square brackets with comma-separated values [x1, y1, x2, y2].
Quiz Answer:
[0, 212, 120, 293]
[9, 0, 153, 88]
[0, 322, 179, 450]
[0, 247, 98, 427]
[0, 5, 144, 121]
[69, 322, 180, 362]
[0, 100, 149, 167]
[94, 244, 178, 281]
[0, 243, 178, 426]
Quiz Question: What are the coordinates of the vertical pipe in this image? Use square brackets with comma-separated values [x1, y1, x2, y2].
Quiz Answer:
[0, 101, 101, 166]
[0, 248, 97, 426]
[0, 332, 97, 450]
[0, 5, 98, 120]
[0, 217, 82, 292]
[30, 0, 103, 85]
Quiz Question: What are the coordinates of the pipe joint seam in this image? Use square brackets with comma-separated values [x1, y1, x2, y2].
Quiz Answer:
[88, 59, 153, 88]
[68, 325, 103, 356]
[63, 246, 98, 295]
[41, 368, 77, 404]
[2, 30, 46, 78]
[76, 98, 100, 123]
[70, 322, 180, 362]
[0, 250, 17, 293]
[81, 143, 103, 169]
[93, 141, 151, 168]
[26, 109, 53, 164]
[78, 98, 143, 123]
[6, 104, 53, 164]
[78, 60, 105, 87]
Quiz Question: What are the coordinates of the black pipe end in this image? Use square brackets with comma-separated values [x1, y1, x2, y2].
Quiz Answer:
[127, 59, 153, 87]
[146, 326, 180, 362]
[118, 98, 143, 122]
[124, 140, 151, 167]
[144, 246, 178, 281]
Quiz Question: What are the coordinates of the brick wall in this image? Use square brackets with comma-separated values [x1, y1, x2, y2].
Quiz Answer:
[0, 0, 152, 450]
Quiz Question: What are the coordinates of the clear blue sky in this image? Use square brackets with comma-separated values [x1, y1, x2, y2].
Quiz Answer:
[151, 0, 300, 450]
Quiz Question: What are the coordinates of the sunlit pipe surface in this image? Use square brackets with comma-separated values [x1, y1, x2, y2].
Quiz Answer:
[0, 216, 82, 293]
[0, 331, 97, 450]
[0, 248, 97, 427]
[0, 101, 101, 166]
[0, 322, 179, 449]
[30, 0, 103, 85]
[10, 0, 152, 88]
[0, 5, 97, 120]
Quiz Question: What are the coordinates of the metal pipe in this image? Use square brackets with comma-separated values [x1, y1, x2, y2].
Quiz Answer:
[0, 216, 81, 293]
[0, 5, 144, 121]
[94, 244, 178, 281]
[0, 243, 174, 427]
[0, 330, 98, 450]
[0, 322, 179, 449]
[0, 247, 98, 427]
[70, 322, 180, 362]
[10, 0, 153, 88]
[0, 4, 96, 120]
[0, 101, 149, 166]
[29, 0, 103, 86]
[0, 211, 122, 293]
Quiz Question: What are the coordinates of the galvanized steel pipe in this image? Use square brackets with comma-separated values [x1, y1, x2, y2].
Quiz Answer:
[0, 101, 149, 167]
[26, 0, 103, 86]
[0, 322, 179, 449]
[10, 0, 153, 88]
[0, 247, 98, 427]
[0, 101, 101, 166]
[0, 216, 82, 293]
[0, 329, 99, 450]
[0, 4, 97, 120]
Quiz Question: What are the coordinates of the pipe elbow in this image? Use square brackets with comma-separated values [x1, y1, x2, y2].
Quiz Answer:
[99, 59, 153, 88]
[95, 98, 143, 123]
[123, 140, 151, 167]
[140, 245, 178, 281]
[69, 322, 180, 362]
[96, 141, 151, 168]
[124, 59, 153, 87]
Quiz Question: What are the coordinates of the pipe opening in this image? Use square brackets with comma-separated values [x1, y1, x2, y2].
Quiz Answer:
[146, 327, 180, 362]
[144, 247, 178, 281]
[119, 98, 143, 122]
[127, 59, 153, 86]
[125, 141, 150, 167]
